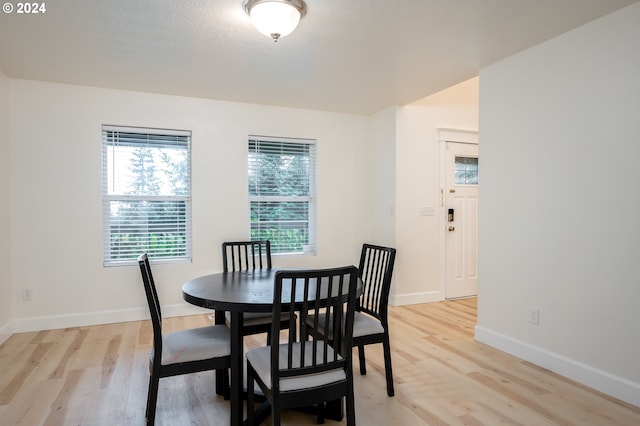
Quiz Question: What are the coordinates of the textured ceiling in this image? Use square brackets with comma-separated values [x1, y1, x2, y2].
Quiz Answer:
[0, 0, 636, 114]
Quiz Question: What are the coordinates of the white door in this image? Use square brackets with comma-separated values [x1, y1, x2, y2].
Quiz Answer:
[445, 141, 479, 299]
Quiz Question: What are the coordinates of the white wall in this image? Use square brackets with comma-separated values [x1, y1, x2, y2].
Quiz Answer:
[477, 3, 640, 406]
[8, 80, 372, 331]
[0, 70, 11, 343]
[4, 76, 479, 333]
[368, 107, 397, 246]
[393, 78, 478, 304]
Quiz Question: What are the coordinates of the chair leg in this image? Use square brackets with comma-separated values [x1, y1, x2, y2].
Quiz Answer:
[316, 401, 326, 424]
[223, 368, 230, 400]
[145, 374, 160, 425]
[303, 323, 311, 341]
[346, 380, 356, 426]
[383, 335, 395, 397]
[357, 345, 366, 375]
[272, 397, 281, 426]
[215, 368, 225, 397]
[247, 368, 255, 426]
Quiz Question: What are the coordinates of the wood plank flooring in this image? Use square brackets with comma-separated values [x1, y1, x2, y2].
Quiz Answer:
[1, 298, 639, 425]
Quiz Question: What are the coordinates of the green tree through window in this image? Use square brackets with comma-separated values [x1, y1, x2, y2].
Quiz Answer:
[102, 127, 191, 265]
[248, 137, 316, 254]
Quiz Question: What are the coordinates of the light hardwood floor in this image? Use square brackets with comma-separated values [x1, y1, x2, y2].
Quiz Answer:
[1, 298, 639, 425]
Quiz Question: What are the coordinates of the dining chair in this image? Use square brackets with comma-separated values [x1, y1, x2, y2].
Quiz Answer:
[137, 253, 232, 425]
[220, 240, 291, 343]
[222, 240, 272, 272]
[306, 243, 397, 396]
[245, 266, 359, 426]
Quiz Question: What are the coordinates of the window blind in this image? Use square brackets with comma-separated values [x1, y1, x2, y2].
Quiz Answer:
[102, 125, 192, 265]
[248, 136, 316, 255]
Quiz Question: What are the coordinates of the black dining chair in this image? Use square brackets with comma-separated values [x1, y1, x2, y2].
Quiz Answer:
[246, 266, 359, 426]
[306, 243, 397, 396]
[222, 240, 272, 272]
[220, 240, 291, 343]
[137, 253, 232, 425]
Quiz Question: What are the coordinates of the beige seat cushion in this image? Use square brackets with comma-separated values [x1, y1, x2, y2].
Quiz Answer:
[352, 312, 385, 337]
[246, 342, 346, 392]
[152, 325, 231, 366]
[307, 312, 384, 339]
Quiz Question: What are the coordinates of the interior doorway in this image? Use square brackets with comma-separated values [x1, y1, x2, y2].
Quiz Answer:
[439, 129, 479, 299]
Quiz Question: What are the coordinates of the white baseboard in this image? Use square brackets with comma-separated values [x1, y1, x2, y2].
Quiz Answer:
[475, 325, 640, 408]
[390, 290, 443, 306]
[5, 293, 443, 333]
[9, 304, 210, 334]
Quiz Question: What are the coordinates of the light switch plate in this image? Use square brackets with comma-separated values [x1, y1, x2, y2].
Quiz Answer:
[419, 206, 435, 216]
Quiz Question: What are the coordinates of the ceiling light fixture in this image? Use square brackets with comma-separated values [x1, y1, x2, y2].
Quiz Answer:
[243, 0, 307, 42]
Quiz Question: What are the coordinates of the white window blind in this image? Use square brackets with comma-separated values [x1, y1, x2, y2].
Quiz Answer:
[102, 125, 192, 265]
[248, 136, 316, 255]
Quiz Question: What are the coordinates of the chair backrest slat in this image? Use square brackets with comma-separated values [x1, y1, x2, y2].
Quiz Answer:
[222, 240, 272, 272]
[271, 266, 358, 382]
[357, 244, 397, 321]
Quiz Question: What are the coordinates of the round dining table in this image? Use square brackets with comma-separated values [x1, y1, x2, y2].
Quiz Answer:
[182, 268, 350, 426]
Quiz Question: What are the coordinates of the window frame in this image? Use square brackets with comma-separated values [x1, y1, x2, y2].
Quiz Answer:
[102, 125, 192, 266]
[248, 135, 317, 256]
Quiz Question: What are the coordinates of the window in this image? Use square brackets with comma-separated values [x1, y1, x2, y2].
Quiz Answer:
[454, 156, 479, 185]
[102, 125, 191, 265]
[248, 136, 316, 255]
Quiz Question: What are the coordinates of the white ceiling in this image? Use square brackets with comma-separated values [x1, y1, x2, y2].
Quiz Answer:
[0, 0, 636, 114]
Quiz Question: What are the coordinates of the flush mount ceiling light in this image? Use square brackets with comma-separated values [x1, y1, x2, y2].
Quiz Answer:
[243, 0, 307, 42]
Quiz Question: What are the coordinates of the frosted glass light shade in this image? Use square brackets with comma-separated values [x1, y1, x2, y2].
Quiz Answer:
[244, 0, 306, 41]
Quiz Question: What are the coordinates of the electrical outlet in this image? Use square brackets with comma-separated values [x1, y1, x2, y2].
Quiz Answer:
[23, 288, 33, 301]
[529, 306, 539, 325]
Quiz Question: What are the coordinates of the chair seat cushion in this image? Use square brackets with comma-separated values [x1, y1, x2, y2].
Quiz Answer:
[246, 342, 346, 392]
[307, 312, 384, 339]
[353, 312, 385, 337]
[225, 311, 292, 328]
[153, 325, 231, 366]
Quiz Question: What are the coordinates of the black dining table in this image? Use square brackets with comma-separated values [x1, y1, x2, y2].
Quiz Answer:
[182, 268, 350, 426]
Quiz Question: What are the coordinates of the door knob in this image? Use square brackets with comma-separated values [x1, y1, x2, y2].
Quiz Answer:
[448, 226, 455, 232]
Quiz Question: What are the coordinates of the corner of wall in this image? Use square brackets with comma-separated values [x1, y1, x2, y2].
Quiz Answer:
[0, 70, 13, 331]
[0, 320, 12, 346]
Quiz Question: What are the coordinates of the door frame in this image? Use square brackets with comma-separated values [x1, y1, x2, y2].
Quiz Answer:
[438, 128, 479, 299]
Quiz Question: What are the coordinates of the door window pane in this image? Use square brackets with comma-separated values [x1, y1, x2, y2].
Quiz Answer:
[454, 156, 478, 184]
